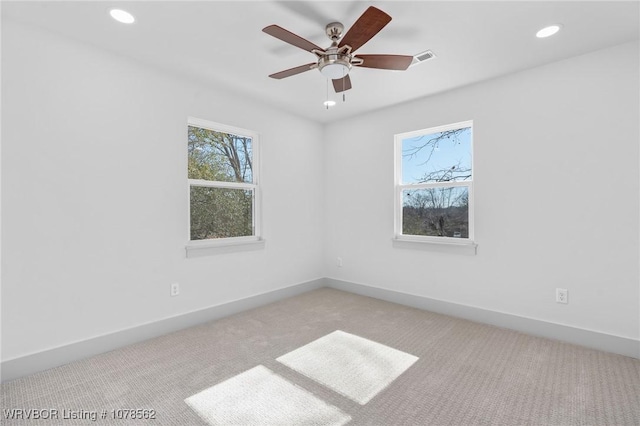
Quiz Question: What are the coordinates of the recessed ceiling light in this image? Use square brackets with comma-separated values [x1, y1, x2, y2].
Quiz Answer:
[536, 25, 561, 38]
[110, 9, 135, 24]
[323, 100, 336, 107]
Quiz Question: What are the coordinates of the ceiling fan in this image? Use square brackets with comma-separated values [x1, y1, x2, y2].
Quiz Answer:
[263, 6, 413, 93]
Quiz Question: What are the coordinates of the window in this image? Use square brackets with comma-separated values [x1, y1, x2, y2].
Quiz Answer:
[394, 121, 474, 244]
[187, 118, 261, 248]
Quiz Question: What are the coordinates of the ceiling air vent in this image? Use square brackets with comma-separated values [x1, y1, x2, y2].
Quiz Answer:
[410, 50, 436, 67]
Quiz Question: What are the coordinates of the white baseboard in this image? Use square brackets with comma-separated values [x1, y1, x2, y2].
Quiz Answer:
[326, 278, 640, 359]
[3, 277, 637, 383]
[0, 278, 325, 383]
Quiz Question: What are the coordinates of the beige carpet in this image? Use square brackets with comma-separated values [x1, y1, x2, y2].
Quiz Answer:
[185, 365, 351, 425]
[2, 288, 639, 425]
[277, 330, 418, 405]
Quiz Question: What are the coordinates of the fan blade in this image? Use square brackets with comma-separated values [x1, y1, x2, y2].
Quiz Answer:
[355, 54, 413, 70]
[332, 75, 352, 92]
[263, 25, 324, 53]
[269, 63, 316, 79]
[338, 6, 392, 53]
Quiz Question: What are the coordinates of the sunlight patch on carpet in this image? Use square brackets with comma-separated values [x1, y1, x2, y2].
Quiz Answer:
[277, 330, 419, 405]
[184, 365, 351, 426]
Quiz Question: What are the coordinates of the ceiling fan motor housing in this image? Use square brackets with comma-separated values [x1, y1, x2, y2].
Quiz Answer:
[318, 46, 352, 79]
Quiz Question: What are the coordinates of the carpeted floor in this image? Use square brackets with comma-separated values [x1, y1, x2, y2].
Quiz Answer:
[2, 288, 639, 425]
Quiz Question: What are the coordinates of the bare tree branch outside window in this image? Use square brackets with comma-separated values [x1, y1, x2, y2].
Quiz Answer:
[400, 126, 472, 238]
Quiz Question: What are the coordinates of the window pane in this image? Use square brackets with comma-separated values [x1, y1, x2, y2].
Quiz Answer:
[402, 187, 469, 238]
[190, 187, 253, 240]
[188, 126, 253, 183]
[402, 126, 471, 184]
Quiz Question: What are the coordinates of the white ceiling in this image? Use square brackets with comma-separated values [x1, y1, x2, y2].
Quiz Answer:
[3, 1, 639, 124]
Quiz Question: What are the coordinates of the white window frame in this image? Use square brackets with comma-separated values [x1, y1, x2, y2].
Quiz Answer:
[393, 120, 476, 249]
[186, 117, 263, 256]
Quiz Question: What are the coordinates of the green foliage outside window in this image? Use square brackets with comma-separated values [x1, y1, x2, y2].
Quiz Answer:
[188, 125, 254, 241]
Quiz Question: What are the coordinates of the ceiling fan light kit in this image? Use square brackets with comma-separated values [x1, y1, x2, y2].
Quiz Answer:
[316, 45, 354, 79]
[263, 6, 414, 98]
[318, 60, 350, 80]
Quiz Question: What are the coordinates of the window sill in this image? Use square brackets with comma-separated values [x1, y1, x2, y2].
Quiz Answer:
[392, 237, 477, 255]
[186, 237, 265, 258]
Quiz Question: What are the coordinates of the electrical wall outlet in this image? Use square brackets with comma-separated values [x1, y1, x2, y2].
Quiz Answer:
[337, 257, 343, 267]
[556, 288, 568, 304]
[170, 283, 180, 297]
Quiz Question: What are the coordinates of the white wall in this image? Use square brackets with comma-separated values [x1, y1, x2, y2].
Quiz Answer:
[323, 41, 640, 340]
[1, 21, 324, 361]
[2, 19, 638, 364]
